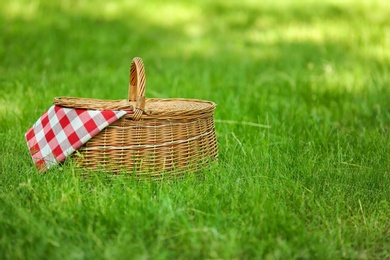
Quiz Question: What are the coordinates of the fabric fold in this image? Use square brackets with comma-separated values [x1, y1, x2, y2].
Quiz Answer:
[25, 105, 127, 172]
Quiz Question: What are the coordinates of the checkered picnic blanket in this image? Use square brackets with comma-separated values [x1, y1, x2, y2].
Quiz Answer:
[25, 105, 127, 172]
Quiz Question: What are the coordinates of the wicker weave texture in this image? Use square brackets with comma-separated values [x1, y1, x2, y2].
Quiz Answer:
[73, 114, 218, 178]
[56, 57, 218, 178]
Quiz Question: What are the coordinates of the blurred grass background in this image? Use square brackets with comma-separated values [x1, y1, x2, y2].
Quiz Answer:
[0, 0, 389, 259]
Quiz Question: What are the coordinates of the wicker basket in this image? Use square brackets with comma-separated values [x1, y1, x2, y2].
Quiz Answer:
[54, 57, 218, 178]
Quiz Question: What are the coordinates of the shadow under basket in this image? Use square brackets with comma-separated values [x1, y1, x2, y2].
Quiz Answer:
[54, 57, 218, 179]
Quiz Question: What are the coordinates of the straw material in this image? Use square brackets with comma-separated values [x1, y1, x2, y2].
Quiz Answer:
[54, 57, 218, 179]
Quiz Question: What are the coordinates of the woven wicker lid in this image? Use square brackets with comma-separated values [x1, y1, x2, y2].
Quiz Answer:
[53, 97, 134, 110]
[54, 57, 216, 119]
[144, 98, 215, 116]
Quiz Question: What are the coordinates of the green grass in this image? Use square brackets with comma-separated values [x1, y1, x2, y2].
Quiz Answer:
[1, 0, 390, 259]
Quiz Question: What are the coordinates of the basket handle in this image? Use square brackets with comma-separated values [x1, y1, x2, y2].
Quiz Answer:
[128, 57, 146, 120]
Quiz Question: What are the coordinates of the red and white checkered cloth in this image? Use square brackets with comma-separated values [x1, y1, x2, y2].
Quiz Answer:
[25, 105, 127, 172]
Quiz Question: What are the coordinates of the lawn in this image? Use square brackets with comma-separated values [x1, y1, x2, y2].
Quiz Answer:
[1, 0, 389, 259]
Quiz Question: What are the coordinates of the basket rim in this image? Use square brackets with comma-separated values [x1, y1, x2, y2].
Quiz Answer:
[54, 96, 216, 116]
